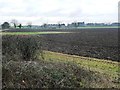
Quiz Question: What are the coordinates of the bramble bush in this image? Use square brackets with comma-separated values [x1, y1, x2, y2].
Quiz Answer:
[2, 35, 43, 62]
[2, 60, 113, 88]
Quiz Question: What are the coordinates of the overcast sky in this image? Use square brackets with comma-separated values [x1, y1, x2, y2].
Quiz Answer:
[0, 0, 119, 25]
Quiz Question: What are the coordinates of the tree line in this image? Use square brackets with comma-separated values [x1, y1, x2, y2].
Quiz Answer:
[1, 19, 32, 29]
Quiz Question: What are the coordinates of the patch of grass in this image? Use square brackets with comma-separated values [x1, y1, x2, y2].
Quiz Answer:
[42, 51, 119, 79]
[1, 32, 70, 35]
[77, 26, 118, 29]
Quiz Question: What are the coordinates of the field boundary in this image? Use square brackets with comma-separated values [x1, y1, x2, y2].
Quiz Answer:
[43, 50, 119, 78]
[44, 51, 118, 65]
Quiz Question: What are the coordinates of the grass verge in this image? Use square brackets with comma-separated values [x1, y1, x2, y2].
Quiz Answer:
[42, 51, 119, 83]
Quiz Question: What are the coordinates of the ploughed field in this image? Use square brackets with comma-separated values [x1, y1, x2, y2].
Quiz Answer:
[3, 28, 118, 61]
[39, 28, 118, 61]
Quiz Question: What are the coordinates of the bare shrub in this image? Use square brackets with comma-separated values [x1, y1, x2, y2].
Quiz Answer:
[2, 35, 43, 62]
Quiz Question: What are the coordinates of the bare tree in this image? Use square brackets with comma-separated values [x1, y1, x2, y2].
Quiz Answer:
[11, 19, 18, 28]
[58, 21, 62, 28]
[18, 24, 22, 29]
[27, 22, 32, 28]
[43, 23, 47, 28]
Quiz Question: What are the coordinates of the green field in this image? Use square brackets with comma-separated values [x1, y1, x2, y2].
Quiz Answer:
[76, 26, 119, 29]
[1, 32, 71, 35]
[21, 26, 118, 29]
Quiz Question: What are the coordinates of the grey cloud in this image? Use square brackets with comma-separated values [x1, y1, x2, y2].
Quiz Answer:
[69, 9, 83, 17]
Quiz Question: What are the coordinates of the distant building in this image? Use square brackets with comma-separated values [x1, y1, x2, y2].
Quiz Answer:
[111, 22, 120, 26]
[41, 23, 65, 29]
[48, 24, 59, 28]
[77, 22, 85, 26]
[94, 23, 105, 26]
[67, 22, 85, 27]
[67, 23, 75, 27]
[1, 22, 10, 29]
[86, 23, 95, 26]
[59, 24, 66, 28]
